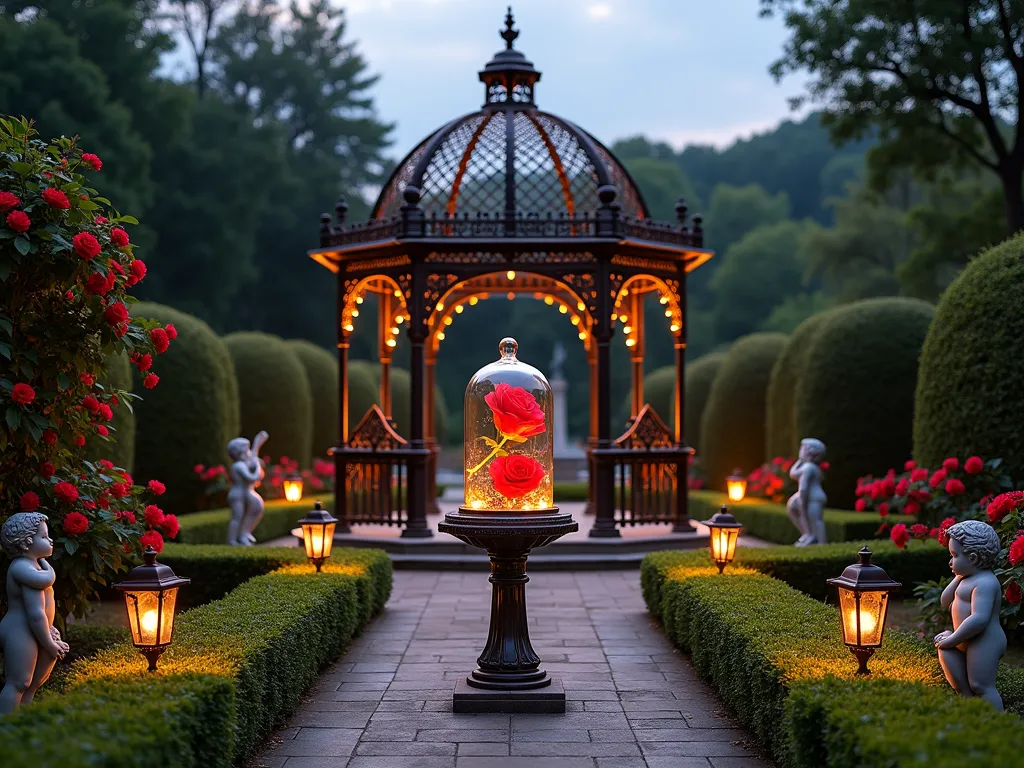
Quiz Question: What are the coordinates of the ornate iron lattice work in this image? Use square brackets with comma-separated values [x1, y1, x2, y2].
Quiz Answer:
[615, 404, 675, 450]
[348, 405, 408, 450]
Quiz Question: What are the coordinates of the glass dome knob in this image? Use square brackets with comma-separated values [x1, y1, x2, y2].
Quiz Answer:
[499, 337, 518, 361]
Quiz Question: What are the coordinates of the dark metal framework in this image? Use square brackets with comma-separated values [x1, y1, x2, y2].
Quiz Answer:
[315, 9, 712, 538]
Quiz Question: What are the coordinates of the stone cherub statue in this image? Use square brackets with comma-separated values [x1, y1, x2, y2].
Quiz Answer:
[787, 437, 828, 547]
[0, 512, 69, 714]
[935, 520, 1005, 709]
[226, 431, 268, 546]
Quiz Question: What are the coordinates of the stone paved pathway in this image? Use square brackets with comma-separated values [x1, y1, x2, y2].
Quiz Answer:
[258, 571, 772, 768]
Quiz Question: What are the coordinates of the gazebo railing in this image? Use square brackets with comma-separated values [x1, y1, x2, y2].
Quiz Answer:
[331, 406, 430, 534]
[589, 405, 694, 536]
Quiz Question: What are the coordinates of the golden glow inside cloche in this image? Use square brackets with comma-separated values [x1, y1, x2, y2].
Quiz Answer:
[464, 337, 554, 512]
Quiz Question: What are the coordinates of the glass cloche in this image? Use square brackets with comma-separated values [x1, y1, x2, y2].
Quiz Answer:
[463, 338, 554, 512]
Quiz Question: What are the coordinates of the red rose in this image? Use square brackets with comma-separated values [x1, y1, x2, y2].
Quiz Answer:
[910, 468, 929, 483]
[140, 529, 164, 553]
[20, 492, 40, 511]
[98, 459, 114, 471]
[877, 502, 889, 517]
[41, 187, 70, 209]
[165, 323, 177, 340]
[484, 383, 546, 440]
[987, 491, 1024, 523]
[40, 462, 55, 479]
[109, 482, 129, 498]
[135, 353, 152, 372]
[94, 215, 108, 225]
[881, 478, 895, 497]
[73, 232, 101, 259]
[11, 383, 35, 406]
[110, 227, 129, 248]
[74, 434, 86, 447]
[80, 373, 95, 386]
[904, 500, 921, 516]
[148, 479, 166, 496]
[489, 454, 546, 499]
[98, 404, 113, 421]
[81, 153, 102, 171]
[63, 512, 89, 536]
[85, 272, 112, 296]
[116, 509, 137, 525]
[54, 481, 79, 504]
[127, 259, 147, 286]
[149, 327, 170, 354]
[943, 457, 959, 471]
[904, 460, 916, 471]
[937, 516, 957, 546]
[161, 514, 180, 539]
[854, 498, 867, 512]
[1010, 535, 1024, 566]
[6, 210, 30, 233]
[890, 523, 910, 549]
[895, 478, 909, 496]
[1006, 582, 1023, 605]
[944, 478, 966, 496]
[144, 504, 165, 528]
[96, 424, 109, 437]
[97, 495, 110, 510]
[104, 302, 128, 326]
[143, 373, 159, 389]
[964, 456, 984, 475]
[42, 429, 57, 445]
[0, 191, 19, 210]
[819, 461, 830, 471]
[194, 464, 205, 474]
[82, 395, 100, 413]
[910, 523, 928, 537]
[929, 469, 947, 488]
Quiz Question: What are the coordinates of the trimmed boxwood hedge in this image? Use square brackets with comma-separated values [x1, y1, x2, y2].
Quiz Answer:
[347, 359, 379, 430]
[765, 310, 833, 459]
[688, 491, 912, 545]
[794, 298, 935, 508]
[684, 352, 726, 455]
[176, 495, 334, 545]
[225, 331, 314, 467]
[286, 339, 338, 462]
[700, 332, 788, 491]
[390, 367, 448, 444]
[915, 232, 1024, 478]
[131, 303, 240, 515]
[0, 549, 392, 767]
[89, 351, 135, 472]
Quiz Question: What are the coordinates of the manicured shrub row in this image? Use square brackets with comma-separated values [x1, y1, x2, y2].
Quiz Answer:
[286, 339, 339, 462]
[641, 538, 949, 612]
[684, 352, 726, 455]
[0, 549, 392, 767]
[176, 496, 333, 545]
[688, 491, 913, 545]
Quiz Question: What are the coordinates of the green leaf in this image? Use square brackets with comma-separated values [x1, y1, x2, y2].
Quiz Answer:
[64, 539, 79, 556]
[77, 200, 99, 211]
[0, 316, 12, 336]
[118, 215, 139, 225]
[57, 373, 70, 391]
[5, 407, 21, 430]
[13, 236, 30, 256]
[0, 343, 10, 361]
[11, 161, 31, 176]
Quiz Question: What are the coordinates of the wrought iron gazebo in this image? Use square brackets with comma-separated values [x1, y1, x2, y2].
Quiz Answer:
[312, 9, 712, 538]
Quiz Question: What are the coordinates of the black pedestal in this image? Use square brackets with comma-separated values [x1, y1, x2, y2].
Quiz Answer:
[438, 507, 578, 712]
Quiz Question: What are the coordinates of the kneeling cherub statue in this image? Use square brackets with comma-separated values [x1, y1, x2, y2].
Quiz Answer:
[0, 512, 69, 714]
[936, 519, 1006, 710]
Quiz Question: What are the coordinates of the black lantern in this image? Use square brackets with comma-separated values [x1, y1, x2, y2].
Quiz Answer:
[827, 547, 901, 674]
[283, 473, 304, 502]
[701, 505, 743, 573]
[299, 500, 338, 572]
[114, 546, 190, 671]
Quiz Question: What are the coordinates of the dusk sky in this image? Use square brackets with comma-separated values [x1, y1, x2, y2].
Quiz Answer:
[333, 0, 809, 159]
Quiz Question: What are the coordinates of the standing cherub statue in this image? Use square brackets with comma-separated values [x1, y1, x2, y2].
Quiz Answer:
[226, 431, 268, 546]
[0, 512, 69, 714]
[935, 520, 1005, 709]
[786, 437, 827, 547]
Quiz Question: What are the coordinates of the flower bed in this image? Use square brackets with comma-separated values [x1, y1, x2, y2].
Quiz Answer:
[689, 491, 914, 544]
[0, 548, 392, 768]
[642, 557, 1024, 766]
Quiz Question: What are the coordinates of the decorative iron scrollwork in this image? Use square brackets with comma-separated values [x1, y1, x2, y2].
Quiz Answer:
[423, 272, 460, 324]
[610, 254, 677, 274]
[615, 404, 675, 450]
[346, 255, 412, 273]
[347, 405, 408, 450]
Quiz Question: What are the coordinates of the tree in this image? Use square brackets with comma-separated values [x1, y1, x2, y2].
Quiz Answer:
[165, 0, 233, 97]
[704, 183, 791, 255]
[621, 156, 702, 221]
[765, 0, 1024, 232]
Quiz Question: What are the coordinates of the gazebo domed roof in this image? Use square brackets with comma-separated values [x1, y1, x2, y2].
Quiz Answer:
[372, 9, 649, 222]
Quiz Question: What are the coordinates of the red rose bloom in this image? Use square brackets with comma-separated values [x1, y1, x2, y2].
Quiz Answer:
[149, 327, 170, 354]
[895, 478, 909, 496]
[6, 210, 30, 233]
[41, 187, 70, 209]
[20, 492, 40, 511]
[98, 459, 114, 471]
[929, 469, 947, 488]
[819, 461, 830, 471]
[910, 523, 928, 537]
[904, 500, 921, 516]
[98, 404, 113, 421]
[1006, 582, 1023, 605]
[148, 479, 166, 496]
[144, 504, 165, 528]
[74, 434, 86, 447]
[54, 481, 79, 504]
[82, 395, 100, 413]
[80, 373, 95, 386]
[140, 529, 164, 554]
[42, 429, 57, 445]
[116, 510, 137, 525]
[110, 227, 129, 247]
[904, 460, 916, 471]
[94, 215, 108, 225]
[890, 523, 910, 549]
[96, 424, 109, 437]
[143, 373, 159, 389]
[489, 454, 546, 499]
[85, 272, 112, 296]
[854, 498, 867, 512]
[103, 302, 128, 326]
[484, 383, 546, 440]
[135, 353, 153, 372]
[964, 456, 984, 475]
[161, 514, 180, 539]
[73, 232, 101, 259]
[109, 482, 129, 498]
[910, 468, 929, 483]
[987, 491, 1024, 523]
[63, 512, 89, 536]
[40, 461, 55, 479]
[11, 383, 35, 406]
[945, 478, 966, 496]
[938, 517, 957, 546]
[881, 478, 895, 497]
[81, 153, 102, 171]
[877, 502, 889, 517]
[165, 323, 177, 340]
[943, 457, 959, 471]
[1010, 535, 1024, 566]
[0, 191, 19, 210]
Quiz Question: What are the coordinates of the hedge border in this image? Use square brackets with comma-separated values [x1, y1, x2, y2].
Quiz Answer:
[176, 496, 334, 545]
[0, 548, 392, 767]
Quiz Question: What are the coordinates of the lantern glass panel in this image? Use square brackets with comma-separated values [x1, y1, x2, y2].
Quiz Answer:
[463, 338, 553, 512]
[124, 587, 178, 647]
[726, 478, 746, 503]
[838, 587, 888, 647]
[303, 522, 336, 560]
[709, 526, 739, 565]
[284, 478, 304, 502]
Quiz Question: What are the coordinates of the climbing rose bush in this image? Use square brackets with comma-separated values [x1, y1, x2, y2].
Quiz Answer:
[0, 117, 174, 624]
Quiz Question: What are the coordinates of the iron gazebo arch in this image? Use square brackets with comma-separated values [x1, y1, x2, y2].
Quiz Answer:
[312, 8, 712, 538]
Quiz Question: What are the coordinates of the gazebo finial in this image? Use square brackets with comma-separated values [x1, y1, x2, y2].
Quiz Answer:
[501, 6, 519, 50]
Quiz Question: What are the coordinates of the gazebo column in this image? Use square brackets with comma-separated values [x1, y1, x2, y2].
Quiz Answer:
[672, 265, 694, 533]
[335, 275, 351, 534]
[378, 289, 393, 421]
[627, 291, 645, 419]
[589, 298, 620, 538]
[425, 355, 441, 516]
[403, 266, 433, 538]
[584, 344, 598, 516]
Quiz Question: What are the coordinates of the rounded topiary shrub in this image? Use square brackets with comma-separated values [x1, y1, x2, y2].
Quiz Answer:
[131, 302, 240, 514]
[346, 360, 379, 432]
[90, 352, 135, 472]
[795, 298, 935, 508]
[915, 233, 1024, 477]
[765, 310, 835, 459]
[684, 352, 726, 455]
[643, 366, 677, 427]
[700, 332, 788, 491]
[287, 340, 339, 461]
[224, 332, 314, 467]
[391, 367, 448, 444]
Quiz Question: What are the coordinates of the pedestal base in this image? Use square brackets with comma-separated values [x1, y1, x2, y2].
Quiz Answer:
[454, 677, 565, 713]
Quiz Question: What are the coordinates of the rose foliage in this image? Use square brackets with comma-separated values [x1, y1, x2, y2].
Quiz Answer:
[0, 117, 173, 624]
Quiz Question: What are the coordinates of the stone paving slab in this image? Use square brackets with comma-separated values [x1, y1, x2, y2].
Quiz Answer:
[257, 571, 773, 768]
